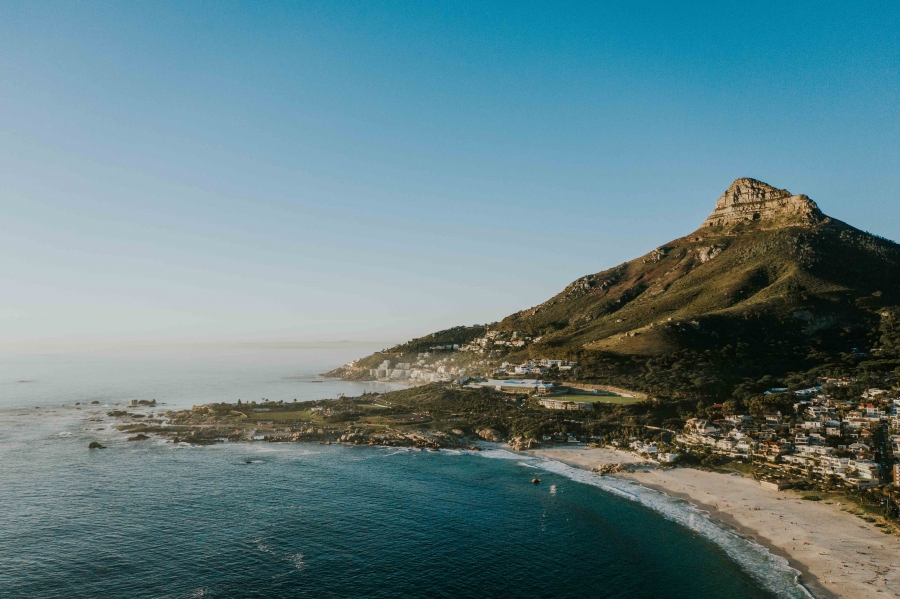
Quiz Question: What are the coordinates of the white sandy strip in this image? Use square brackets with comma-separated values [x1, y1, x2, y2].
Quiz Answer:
[531, 447, 900, 599]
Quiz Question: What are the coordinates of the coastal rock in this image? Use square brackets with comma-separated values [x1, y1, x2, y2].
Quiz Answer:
[594, 462, 637, 474]
[475, 428, 503, 442]
[127, 434, 150, 441]
[507, 436, 540, 450]
[702, 178, 824, 228]
[88, 441, 106, 449]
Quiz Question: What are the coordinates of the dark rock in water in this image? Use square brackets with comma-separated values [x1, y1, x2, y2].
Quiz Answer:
[531, 478, 541, 484]
[88, 441, 106, 449]
[91, 401, 100, 405]
[127, 434, 150, 441]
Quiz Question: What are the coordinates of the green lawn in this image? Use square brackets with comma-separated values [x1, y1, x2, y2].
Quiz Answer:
[249, 410, 323, 422]
[562, 395, 644, 405]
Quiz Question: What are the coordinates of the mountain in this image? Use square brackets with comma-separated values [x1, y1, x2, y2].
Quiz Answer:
[333, 178, 900, 398]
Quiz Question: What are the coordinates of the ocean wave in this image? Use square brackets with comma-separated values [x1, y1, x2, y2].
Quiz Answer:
[249, 446, 282, 453]
[534, 458, 814, 599]
[287, 552, 305, 570]
[478, 449, 525, 460]
[285, 450, 322, 458]
[475, 450, 811, 598]
[374, 447, 417, 457]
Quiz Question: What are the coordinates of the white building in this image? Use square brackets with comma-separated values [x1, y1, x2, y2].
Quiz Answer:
[538, 398, 593, 411]
[481, 379, 554, 394]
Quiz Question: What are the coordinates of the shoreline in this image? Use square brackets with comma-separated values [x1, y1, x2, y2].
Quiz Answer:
[84, 394, 898, 599]
[529, 447, 900, 599]
[632, 478, 828, 599]
[30, 395, 898, 599]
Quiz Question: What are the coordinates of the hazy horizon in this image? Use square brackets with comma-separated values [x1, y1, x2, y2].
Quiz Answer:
[3, 2, 898, 347]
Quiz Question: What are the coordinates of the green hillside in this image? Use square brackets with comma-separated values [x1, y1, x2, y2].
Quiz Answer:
[332, 179, 900, 398]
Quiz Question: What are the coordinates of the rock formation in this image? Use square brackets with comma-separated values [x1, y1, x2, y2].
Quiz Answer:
[507, 436, 540, 450]
[475, 428, 503, 442]
[592, 462, 638, 474]
[702, 178, 824, 228]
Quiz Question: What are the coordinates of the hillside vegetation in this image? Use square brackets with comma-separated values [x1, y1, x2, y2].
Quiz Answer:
[332, 179, 900, 400]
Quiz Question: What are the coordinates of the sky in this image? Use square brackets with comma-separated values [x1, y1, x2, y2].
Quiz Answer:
[1, 1, 898, 349]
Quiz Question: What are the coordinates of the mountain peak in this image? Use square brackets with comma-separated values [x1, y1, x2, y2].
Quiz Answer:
[702, 178, 824, 228]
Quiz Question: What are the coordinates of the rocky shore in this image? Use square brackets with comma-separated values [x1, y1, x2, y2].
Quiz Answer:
[100, 386, 559, 452]
[108, 403, 493, 450]
[104, 406, 554, 457]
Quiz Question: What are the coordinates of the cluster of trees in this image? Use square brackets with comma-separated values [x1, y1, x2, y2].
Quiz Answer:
[382, 325, 488, 355]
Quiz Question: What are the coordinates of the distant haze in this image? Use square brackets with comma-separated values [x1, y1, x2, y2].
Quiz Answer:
[1, 2, 898, 348]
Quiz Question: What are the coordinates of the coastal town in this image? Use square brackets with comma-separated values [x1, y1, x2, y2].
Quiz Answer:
[364, 336, 576, 385]
[364, 346, 900, 491]
[649, 380, 899, 491]
[101, 372, 900, 599]
[506, 373, 900, 493]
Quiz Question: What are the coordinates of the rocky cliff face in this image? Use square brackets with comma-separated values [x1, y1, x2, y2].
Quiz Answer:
[702, 178, 824, 228]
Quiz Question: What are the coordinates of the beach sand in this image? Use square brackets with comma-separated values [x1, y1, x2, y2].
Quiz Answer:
[531, 447, 900, 599]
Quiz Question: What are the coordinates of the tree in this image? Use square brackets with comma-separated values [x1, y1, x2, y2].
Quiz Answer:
[722, 399, 741, 416]
[748, 393, 795, 421]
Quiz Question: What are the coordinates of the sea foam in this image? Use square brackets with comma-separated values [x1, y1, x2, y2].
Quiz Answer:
[479, 451, 813, 599]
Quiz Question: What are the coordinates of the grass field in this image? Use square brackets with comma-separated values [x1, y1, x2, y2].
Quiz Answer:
[249, 410, 323, 422]
[563, 395, 644, 405]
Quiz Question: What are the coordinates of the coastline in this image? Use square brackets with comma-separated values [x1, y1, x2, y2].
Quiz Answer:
[92, 388, 898, 599]
[529, 447, 900, 599]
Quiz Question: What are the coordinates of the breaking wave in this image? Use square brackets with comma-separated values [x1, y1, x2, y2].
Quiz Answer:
[480, 452, 814, 599]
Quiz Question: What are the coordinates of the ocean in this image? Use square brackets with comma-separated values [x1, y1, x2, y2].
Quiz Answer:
[0, 347, 811, 598]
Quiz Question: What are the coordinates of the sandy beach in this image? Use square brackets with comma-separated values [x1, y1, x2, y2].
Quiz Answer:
[531, 447, 900, 599]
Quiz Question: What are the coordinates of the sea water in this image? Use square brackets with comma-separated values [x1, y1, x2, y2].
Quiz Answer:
[0, 348, 810, 598]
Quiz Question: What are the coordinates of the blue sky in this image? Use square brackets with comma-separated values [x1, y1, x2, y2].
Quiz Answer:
[1, 1, 898, 348]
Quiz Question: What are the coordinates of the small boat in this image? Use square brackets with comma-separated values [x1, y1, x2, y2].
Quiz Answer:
[532, 478, 541, 484]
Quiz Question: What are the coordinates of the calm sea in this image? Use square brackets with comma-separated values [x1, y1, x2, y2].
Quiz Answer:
[0, 348, 811, 598]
